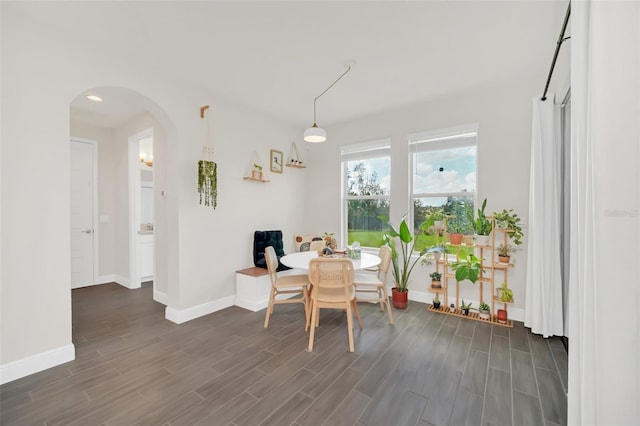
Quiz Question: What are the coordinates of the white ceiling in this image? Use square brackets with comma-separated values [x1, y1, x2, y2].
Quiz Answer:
[6, 1, 567, 129]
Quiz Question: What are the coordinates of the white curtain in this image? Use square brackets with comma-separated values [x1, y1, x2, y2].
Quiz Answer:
[568, 1, 640, 425]
[525, 96, 564, 338]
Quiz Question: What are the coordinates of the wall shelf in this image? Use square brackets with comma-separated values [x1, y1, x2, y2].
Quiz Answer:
[286, 142, 306, 168]
[243, 176, 270, 183]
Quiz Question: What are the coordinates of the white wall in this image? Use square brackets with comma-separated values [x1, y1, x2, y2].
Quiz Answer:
[305, 72, 545, 317]
[1, 8, 306, 377]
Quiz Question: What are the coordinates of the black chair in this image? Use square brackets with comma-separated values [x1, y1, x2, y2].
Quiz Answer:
[253, 230, 291, 271]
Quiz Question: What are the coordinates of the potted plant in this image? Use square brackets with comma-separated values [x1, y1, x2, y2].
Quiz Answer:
[461, 299, 472, 315]
[497, 282, 514, 303]
[420, 208, 446, 234]
[446, 216, 465, 245]
[251, 162, 263, 180]
[468, 198, 492, 245]
[497, 309, 508, 324]
[420, 244, 448, 267]
[450, 253, 484, 284]
[478, 301, 491, 320]
[449, 303, 456, 313]
[445, 199, 472, 245]
[384, 216, 428, 309]
[493, 208, 524, 246]
[496, 243, 516, 264]
[429, 271, 442, 288]
[323, 232, 336, 249]
[432, 296, 441, 310]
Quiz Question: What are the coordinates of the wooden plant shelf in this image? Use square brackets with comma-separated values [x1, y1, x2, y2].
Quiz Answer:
[243, 177, 270, 183]
[286, 142, 306, 168]
[286, 163, 306, 169]
[427, 304, 514, 328]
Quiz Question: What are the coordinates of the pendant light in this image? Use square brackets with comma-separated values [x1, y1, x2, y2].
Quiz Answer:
[304, 64, 352, 143]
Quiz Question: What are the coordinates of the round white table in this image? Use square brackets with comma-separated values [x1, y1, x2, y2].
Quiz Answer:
[280, 251, 381, 271]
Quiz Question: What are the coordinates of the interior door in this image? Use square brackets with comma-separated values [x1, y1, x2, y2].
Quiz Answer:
[70, 139, 95, 288]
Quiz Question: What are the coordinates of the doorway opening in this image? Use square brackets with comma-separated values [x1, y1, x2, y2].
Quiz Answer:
[128, 129, 155, 289]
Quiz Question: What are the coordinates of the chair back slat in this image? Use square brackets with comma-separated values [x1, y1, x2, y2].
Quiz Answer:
[264, 246, 279, 285]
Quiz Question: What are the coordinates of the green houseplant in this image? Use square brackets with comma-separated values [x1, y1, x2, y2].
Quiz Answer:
[432, 296, 441, 309]
[450, 253, 484, 284]
[493, 208, 524, 246]
[384, 216, 428, 309]
[496, 243, 516, 263]
[478, 301, 491, 320]
[468, 198, 492, 245]
[497, 282, 514, 303]
[198, 160, 218, 209]
[430, 271, 442, 288]
[461, 299, 472, 315]
[419, 208, 446, 234]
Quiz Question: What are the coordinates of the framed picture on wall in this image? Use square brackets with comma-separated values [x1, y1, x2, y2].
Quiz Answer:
[270, 149, 283, 174]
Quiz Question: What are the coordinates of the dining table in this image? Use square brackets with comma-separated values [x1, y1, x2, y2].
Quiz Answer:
[280, 250, 381, 271]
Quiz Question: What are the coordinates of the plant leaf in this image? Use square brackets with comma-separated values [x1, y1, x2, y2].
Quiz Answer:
[399, 219, 413, 244]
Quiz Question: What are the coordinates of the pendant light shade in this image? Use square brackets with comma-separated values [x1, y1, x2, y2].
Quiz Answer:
[304, 123, 327, 143]
[304, 64, 352, 143]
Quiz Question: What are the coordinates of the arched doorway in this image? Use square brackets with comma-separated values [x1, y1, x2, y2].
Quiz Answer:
[69, 86, 175, 306]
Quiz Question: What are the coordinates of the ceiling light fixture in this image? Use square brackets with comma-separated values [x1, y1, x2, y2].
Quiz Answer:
[304, 64, 353, 143]
[86, 94, 103, 102]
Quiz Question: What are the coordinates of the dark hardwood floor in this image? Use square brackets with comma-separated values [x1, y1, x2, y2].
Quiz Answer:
[0, 283, 567, 425]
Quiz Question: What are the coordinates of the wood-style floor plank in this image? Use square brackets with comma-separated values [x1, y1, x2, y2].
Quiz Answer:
[0, 282, 568, 425]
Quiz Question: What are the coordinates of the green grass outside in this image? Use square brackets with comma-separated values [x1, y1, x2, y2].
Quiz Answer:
[347, 231, 385, 248]
[348, 230, 472, 258]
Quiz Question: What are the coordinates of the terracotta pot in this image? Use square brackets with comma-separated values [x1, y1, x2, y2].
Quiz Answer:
[498, 255, 510, 264]
[391, 287, 408, 309]
[431, 280, 442, 289]
[497, 309, 508, 324]
[449, 233, 463, 245]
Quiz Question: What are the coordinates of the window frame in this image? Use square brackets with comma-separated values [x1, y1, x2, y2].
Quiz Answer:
[408, 123, 479, 250]
[341, 139, 391, 249]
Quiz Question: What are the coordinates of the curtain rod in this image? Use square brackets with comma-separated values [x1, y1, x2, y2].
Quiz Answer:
[541, 2, 571, 101]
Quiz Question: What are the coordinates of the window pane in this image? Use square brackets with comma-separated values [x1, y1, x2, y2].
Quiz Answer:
[413, 146, 476, 194]
[413, 196, 474, 252]
[347, 200, 389, 248]
[346, 158, 390, 196]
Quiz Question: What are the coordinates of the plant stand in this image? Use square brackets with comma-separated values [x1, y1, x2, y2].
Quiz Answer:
[427, 216, 515, 328]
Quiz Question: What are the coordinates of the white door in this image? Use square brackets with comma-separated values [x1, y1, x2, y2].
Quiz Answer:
[70, 139, 95, 288]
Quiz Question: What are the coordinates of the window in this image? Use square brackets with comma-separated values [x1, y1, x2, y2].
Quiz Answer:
[409, 124, 478, 252]
[341, 140, 391, 248]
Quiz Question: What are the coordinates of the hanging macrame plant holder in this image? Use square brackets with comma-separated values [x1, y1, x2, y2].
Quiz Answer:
[198, 105, 217, 209]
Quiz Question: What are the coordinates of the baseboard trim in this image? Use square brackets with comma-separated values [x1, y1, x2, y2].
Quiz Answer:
[165, 295, 236, 324]
[153, 289, 168, 305]
[95, 274, 117, 285]
[235, 297, 269, 312]
[114, 275, 130, 288]
[0, 344, 75, 385]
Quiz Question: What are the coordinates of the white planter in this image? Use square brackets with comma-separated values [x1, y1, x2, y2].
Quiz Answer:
[479, 310, 490, 320]
[475, 234, 491, 246]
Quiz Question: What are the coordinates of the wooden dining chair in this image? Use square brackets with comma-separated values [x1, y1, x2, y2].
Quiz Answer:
[263, 246, 309, 329]
[307, 257, 362, 352]
[353, 245, 394, 325]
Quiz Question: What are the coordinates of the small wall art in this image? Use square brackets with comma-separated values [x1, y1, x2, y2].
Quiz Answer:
[270, 149, 283, 174]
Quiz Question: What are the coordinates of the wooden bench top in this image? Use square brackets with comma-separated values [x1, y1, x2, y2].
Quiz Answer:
[236, 267, 269, 277]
